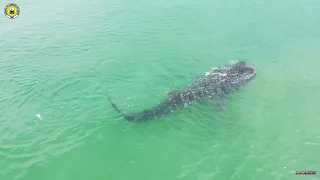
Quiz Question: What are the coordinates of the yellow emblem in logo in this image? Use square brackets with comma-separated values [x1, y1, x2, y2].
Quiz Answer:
[4, 3, 20, 19]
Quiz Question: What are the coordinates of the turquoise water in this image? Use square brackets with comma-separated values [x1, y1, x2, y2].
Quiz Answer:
[1, 0, 320, 179]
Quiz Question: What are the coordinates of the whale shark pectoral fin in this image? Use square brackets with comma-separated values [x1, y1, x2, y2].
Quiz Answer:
[212, 95, 227, 111]
[167, 90, 180, 98]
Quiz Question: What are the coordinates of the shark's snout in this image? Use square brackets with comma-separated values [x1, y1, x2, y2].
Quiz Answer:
[244, 62, 256, 75]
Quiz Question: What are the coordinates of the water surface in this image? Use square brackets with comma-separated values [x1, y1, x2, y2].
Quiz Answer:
[1, 0, 320, 179]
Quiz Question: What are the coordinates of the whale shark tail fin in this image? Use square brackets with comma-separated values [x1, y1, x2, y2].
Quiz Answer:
[107, 95, 123, 114]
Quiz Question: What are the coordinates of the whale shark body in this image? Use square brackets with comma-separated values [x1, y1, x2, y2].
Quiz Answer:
[108, 61, 257, 122]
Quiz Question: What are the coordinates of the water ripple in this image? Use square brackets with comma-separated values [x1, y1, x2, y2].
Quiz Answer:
[0, 63, 107, 180]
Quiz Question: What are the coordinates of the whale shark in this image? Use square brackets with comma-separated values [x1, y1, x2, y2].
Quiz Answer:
[107, 61, 257, 122]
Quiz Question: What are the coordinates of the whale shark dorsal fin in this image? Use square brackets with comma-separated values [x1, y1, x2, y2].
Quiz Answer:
[167, 90, 179, 98]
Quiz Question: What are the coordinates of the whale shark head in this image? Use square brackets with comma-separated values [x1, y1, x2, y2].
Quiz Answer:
[229, 61, 256, 84]
[211, 61, 256, 88]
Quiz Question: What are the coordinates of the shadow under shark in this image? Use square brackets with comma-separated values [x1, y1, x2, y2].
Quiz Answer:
[108, 61, 257, 122]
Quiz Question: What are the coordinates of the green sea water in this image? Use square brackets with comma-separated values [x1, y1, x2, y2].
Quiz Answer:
[1, 0, 320, 179]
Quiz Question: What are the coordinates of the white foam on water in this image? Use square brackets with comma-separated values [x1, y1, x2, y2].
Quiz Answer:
[36, 114, 42, 120]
